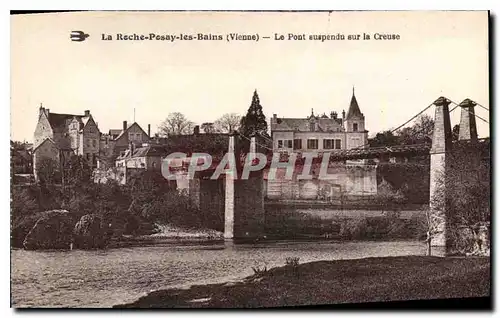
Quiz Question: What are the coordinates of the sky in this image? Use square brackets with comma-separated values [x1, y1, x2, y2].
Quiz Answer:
[10, 11, 490, 142]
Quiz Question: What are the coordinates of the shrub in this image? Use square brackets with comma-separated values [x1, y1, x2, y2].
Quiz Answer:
[285, 257, 300, 277]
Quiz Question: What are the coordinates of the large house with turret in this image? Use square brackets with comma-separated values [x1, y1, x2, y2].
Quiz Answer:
[270, 89, 368, 153]
[267, 89, 376, 200]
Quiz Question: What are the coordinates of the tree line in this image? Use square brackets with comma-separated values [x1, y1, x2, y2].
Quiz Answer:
[157, 90, 270, 138]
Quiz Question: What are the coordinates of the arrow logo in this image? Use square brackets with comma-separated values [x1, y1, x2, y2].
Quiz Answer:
[70, 31, 89, 42]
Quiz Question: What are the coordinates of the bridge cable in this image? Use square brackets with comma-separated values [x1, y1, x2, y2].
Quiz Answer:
[449, 99, 489, 123]
[338, 101, 436, 153]
[238, 133, 274, 151]
[470, 100, 489, 111]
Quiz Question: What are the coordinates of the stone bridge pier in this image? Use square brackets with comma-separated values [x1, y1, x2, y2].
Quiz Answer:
[224, 134, 265, 240]
[178, 133, 266, 240]
[429, 97, 480, 250]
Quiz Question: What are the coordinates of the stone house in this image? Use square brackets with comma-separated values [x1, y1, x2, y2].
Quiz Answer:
[99, 121, 151, 168]
[33, 106, 101, 181]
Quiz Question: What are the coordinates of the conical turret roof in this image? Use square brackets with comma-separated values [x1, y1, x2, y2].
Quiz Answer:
[346, 87, 363, 119]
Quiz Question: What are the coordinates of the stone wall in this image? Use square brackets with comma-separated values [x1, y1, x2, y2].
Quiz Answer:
[265, 163, 377, 200]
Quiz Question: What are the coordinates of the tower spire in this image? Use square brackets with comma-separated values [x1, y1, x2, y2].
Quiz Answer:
[352, 85, 355, 96]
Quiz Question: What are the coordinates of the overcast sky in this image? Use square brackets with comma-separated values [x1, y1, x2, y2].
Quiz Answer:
[11, 11, 489, 142]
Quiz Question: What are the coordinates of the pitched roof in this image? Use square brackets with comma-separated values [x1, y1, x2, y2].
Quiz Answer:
[46, 113, 81, 130]
[273, 117, 343, 132]
[33, 138, 58, 152]
[346, 90, 363, 119]
[117, 144, 168, 160]
[46, 112, 94, 132]
[114, 122, 149, 141]
[109, 129, 122, 136]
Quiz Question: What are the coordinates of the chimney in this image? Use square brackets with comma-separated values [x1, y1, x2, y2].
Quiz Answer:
[273, 114, 277, 120]
[193, 125, 200, 135]
[123, 120, 127, 131]
[331, 111, 337, 119]
[148, 124, 151, 137]
[84, 110, 90, 117]
[342, 109, 346, 120]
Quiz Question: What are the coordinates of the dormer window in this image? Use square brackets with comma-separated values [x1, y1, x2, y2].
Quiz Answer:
[353, 123, 358, 132]
[310, 122, 315, 132]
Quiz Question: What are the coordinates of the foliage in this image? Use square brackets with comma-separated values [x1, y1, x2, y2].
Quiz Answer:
[374, 179, 407, 206]
[368, 130, 400, 147]
[377, 162, 430, 204]
[396, 114, 434, 145]
[252, 265, 268, 276]
[11, 168, 213, 248]
[214, 113, 241, 133]
[201, 122, 215, 134]
[158, 112, 195, 136]
[239, 90, 269, 138]
[429, 141, 490, 255]
[452, 124, 460, 141]
[162, 134, 229, 157]
[36, 157, 61, 185]
[285, 257, 300, 277]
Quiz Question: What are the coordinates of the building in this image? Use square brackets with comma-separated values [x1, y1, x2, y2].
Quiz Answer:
[33, 106, 101, 181]
[33, 104, 152, 182]
[270, 88, 368, 152]
[266, 89, 377, 200]
[99, 121, 151, 168]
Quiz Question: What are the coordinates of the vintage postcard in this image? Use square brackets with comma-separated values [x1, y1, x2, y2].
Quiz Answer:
[10, 11, 490, 309]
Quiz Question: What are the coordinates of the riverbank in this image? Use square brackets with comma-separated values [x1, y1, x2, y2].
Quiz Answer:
[115, 256, 490, 308]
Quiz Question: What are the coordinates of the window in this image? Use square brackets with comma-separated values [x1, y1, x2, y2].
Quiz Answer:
[278, 140, 292, 148]
[310, 122, 315, 132]
[86, 153, 90, 160]
[350, 137, 361, 148]
[323, 139, 334, 149]
[92, 139, 96, 148]
[353, 123, 358, 132]
[335, 139, 342, 149]
[307, 139, 318, 149]
[293, 139, 302, 150]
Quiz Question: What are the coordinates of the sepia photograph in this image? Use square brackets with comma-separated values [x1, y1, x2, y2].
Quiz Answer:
[10, 10, 491, 309]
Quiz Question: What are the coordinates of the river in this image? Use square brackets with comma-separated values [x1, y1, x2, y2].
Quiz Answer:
[11, 240, 443, 308]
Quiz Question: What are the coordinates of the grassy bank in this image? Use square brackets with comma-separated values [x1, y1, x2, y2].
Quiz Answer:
[115, 256, 490, 308]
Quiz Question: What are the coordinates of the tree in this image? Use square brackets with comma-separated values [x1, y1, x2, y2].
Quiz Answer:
[239, 90, 269, 138]
[36, 157, 61, 185]
[368, 130, 400, 147]
[214, 113, 241, 133]
[63, 155, 93, 187]
[397, 114, 434, 145]
[452, 124, 460, 141]
[158, 112, 195, 136]
[201, 122, 215, 134]
[427, 142, 490, 256]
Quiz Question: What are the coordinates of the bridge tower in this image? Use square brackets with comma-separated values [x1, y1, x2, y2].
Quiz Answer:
[458, 99, 478, 142]
[224, 133, 265, 240]
[429, 96, 452, 247]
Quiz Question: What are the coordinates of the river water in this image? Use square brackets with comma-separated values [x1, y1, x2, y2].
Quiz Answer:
[11, 240, 441, 308]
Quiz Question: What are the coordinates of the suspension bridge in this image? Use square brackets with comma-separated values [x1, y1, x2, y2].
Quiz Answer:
[171, 95, 489, 251]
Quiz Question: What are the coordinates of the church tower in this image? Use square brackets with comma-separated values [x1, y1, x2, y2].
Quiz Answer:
[344, 87, 368, 149]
